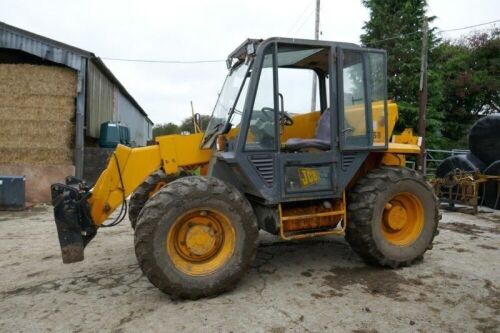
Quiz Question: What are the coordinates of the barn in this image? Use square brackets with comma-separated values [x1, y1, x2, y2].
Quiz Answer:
[0, 21, 153, 203]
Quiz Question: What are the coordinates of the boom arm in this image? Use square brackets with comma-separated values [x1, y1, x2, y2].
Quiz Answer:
[51, 133, 212, 264]
[89, 144, 162, 225]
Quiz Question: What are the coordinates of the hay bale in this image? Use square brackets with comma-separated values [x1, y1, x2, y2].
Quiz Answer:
[0, 119, 74, 149]
[435, 153, 483, 178]
[0, 105, 74, 122]
[0, 147, 73, 165]
[0, 64, 77, 96]
[484, 161, 500, 209]
[469, 114, 500, 165]
[0, 64, 77, 165]
[0, 93, 74, 109]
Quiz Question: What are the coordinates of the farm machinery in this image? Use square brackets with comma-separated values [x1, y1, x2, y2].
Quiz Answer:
[52, 38, 439, 299]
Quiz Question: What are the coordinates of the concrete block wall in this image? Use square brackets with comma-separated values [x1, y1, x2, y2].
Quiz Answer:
[83, 147, 114, 185]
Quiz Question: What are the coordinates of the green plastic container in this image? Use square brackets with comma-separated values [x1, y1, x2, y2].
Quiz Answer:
[99, 122, 130, 148]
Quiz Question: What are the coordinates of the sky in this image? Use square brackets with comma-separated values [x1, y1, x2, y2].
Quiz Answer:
[2, 0, 499, 125]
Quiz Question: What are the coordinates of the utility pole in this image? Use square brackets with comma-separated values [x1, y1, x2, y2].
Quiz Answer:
[417, 18, 429, 174]
[310, 0, 320, 111]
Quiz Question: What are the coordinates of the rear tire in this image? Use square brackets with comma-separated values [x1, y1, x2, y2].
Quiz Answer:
[134, 176, 258, 299]
[346, 167, 440, 268]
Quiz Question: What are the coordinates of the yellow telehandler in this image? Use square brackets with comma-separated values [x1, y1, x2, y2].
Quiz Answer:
[51, 38, 439, 299]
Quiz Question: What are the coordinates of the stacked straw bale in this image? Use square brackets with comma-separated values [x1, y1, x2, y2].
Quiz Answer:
[0, 64, 76, 165]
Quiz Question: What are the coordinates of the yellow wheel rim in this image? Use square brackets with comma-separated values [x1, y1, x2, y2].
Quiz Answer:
[381, 192, 424, 246]
[166, 208, 235, 276]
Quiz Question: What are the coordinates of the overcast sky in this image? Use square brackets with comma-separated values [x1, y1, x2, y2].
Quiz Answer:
[2, 0, 499, 125]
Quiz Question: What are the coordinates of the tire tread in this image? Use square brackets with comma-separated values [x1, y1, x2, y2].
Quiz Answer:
[345, 167, 440, 268]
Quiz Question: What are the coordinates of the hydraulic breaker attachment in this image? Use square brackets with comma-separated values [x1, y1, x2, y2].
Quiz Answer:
[51, 177, 97, 264]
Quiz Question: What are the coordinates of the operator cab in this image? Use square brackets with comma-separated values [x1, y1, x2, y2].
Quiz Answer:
[202, 37, 389, 204]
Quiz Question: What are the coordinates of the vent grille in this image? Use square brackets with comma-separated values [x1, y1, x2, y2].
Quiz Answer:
[342, 153, 356, 170]
[249, 155, 274, 186]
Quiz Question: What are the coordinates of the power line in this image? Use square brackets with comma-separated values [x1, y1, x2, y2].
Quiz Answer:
[102, 18, 500, 63]
[367, 18, 500, 45]
[291, 7, 316, 36]
[101, 57, 225, 63]
[287, 0, 315, 35]
[439, 19, 500, 33]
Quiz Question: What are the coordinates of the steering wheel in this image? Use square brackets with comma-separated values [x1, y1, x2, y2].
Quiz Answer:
[260, 107, 294, 126]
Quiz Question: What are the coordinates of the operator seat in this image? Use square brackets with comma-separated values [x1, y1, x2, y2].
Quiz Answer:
[284, 108, 331, 151]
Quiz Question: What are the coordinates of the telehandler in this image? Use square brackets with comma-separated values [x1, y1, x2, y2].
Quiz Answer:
[52, 38, 439, 299]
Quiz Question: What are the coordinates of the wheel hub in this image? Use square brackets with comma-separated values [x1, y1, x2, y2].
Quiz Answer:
[185, 224, 217, 257]
[167, 208, 236, 276]
[384, 204, 408, 230]
[381, 193, 425, 246]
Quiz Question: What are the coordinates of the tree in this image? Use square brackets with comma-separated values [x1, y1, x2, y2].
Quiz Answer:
[360, 0, 444, 147]
[433, 28, 500, 147]
[153, 122, 180, 138]
[179, 115, 211, 133]
[152, 114, 212, 138]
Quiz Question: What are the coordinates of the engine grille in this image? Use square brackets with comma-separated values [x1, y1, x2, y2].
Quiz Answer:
[342, 152, 356, 170]
[249, 155, 274, 186]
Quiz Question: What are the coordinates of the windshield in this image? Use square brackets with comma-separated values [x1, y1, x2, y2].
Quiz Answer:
[201, 61, 250, 148]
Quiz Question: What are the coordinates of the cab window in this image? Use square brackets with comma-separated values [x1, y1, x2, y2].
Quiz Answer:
[244, 45, 277, 151]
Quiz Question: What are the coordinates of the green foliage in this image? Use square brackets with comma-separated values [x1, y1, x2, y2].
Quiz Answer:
[361, 0, 436, 102]
[153, 115, 211, 138]
[153, 122, 180, 138]
[179, 115, 211, 133]
[361, 0, 499, 149]
[360, 0, 443, 147]
[433, 29, 500, 147]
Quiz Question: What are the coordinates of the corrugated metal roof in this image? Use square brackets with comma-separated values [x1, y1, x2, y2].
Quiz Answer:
[0, 21, 152, 123]
[0, 21, 90, 70]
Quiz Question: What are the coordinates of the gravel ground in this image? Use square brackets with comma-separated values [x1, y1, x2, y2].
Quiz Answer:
[0, 205, 498, 333]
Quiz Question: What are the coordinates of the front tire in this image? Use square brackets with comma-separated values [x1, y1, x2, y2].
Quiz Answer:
[134, 176, 258, 299]
[129, 170, 187, 229]
[346, 167, 440, 268]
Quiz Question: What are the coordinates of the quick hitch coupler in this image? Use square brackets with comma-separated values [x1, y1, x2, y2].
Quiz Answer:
[51, 177, 96, 263]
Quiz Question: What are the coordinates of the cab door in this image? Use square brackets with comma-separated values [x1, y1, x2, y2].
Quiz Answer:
[275, 43, 339, 201]
[235, 41, 338, 203]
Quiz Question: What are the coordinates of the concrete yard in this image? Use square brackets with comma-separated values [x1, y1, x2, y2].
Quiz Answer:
[0, 206, 498, 333]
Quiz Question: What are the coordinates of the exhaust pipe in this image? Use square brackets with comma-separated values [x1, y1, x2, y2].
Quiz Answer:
[51, 177, 97, 263]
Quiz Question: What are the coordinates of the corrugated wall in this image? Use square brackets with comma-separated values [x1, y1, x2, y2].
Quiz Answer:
[86, 61, 114, 138]
[116, 91, 152, 146]
[87, 62, 152, 145]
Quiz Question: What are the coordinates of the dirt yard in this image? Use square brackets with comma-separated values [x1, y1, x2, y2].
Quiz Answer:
[0, 206, 498, 333]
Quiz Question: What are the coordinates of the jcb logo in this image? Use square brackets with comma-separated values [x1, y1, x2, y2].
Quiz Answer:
[298, 168, 320, 187]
